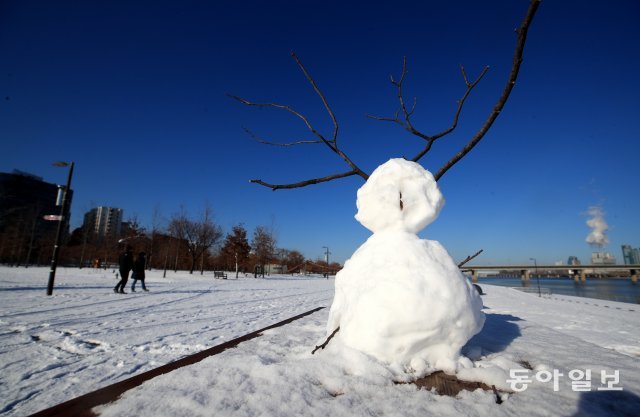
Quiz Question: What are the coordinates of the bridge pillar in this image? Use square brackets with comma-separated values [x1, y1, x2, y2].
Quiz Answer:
[521, 269, 530, 282]
[631, 269, 638, 284]
[573, 271, 580, 283]
[471, 270, 478, 283]
[580, 269, 587, 282]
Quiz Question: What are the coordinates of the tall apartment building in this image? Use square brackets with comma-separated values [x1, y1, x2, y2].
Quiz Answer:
[621, 245, 640, 265]
[83, 206, 123, 240]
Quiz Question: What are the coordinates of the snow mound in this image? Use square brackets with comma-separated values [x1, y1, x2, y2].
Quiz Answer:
[327, 158, 484, 375]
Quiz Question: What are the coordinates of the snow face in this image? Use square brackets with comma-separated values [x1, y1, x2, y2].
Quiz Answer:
[328, 158, 484, 374]
[355, 158, 444, 234]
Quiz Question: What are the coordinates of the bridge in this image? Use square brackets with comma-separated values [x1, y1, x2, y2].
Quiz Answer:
[460, 264, 640, 284]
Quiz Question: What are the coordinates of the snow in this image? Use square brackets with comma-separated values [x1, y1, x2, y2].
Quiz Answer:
[1, 267, 640, 417]
[327, 232, 484, 374]
[327, 159, 484, 374]
[0, 267, 332, 416]
[354, 158, 444, 234]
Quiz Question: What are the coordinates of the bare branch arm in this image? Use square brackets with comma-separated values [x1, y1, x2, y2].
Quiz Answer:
[230, 52, 370, 190]
[250, 170, 361, 191]
[290, 52, 369, 180]
[434, 0, 541, 181]
[312, 327, 340, 354]
[458, 249, 484, 268]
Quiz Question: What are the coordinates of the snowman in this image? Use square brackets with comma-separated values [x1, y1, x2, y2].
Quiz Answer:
[326, 158, 484, 375]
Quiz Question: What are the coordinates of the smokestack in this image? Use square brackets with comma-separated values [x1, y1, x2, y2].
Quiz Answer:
[585, 206, 609, 247]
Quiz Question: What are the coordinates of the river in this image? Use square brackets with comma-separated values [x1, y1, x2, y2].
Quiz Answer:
[477, 277, 640, 304]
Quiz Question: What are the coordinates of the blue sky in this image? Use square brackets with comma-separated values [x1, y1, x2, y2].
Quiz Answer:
[2, 0, 639, 265]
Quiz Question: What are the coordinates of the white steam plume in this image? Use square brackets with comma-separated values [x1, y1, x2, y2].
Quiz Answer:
[585, 206, 609, 247]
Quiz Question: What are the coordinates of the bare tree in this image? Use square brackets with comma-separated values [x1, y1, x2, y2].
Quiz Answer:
[123, 214, 145, 238]
[168, 205, 223, 274]
[251, 225, 276, 277]
[230, 0, 540, 189]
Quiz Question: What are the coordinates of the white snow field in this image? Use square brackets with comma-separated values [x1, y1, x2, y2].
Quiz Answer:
[1, 266, 639, 417]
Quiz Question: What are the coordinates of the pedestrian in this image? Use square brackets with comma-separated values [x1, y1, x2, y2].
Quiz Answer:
[131, 251, 148, 292]
[114, 245, 134, 294]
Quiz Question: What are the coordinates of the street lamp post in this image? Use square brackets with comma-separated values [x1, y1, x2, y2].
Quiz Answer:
[322, 246, 330, 279]
[47, 161, 74, 296]
[530, 257, 541, 297]
[163, 237, 171, 278]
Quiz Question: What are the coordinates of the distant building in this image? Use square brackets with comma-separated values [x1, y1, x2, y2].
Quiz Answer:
[591, 251, 616, 265]
[264, 263, 288, 274]
[83, 206, 123, 240]
[621, 245, 640, 265]
[622, 245, 633, 264]
[0, 170, 73, 264]
[567, 256, 581, 266]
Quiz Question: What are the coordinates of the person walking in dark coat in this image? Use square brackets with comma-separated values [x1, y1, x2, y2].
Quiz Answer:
[131, 252, 148, 292]
[114, 245, 134, 294]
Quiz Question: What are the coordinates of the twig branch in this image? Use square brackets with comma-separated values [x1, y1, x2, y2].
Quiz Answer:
[434, 0, 541, 181]
[458, 249, 484, 268]
[411, 65, 488, 162]
[242, 127, 322, 147]
[368, 59, 489, 165]
[312, 326, 340, 354]
[368, 57, 429, 140]
[228, 94, 329, 144]
[290, 52, 339, 146]
[428, 65, 490, 142]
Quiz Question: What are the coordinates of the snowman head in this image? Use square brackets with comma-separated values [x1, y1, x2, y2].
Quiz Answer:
[355, 158, 444, 233]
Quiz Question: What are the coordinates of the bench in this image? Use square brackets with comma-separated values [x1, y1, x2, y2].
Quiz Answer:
[214, 271, 228, 279]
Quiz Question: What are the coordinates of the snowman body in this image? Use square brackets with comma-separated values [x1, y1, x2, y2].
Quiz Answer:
[327, 158, 484, 373]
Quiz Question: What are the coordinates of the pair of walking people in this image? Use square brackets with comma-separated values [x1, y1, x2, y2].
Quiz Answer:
[114, 245, 148, 293]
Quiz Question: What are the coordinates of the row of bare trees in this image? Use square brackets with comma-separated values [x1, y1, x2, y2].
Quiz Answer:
[0, 203, 340, 277]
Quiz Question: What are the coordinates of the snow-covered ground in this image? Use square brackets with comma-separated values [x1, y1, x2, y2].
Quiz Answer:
[1, 266, 639, 416]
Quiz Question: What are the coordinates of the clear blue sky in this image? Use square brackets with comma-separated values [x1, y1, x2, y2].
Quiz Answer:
[2, 0, 639, 265]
